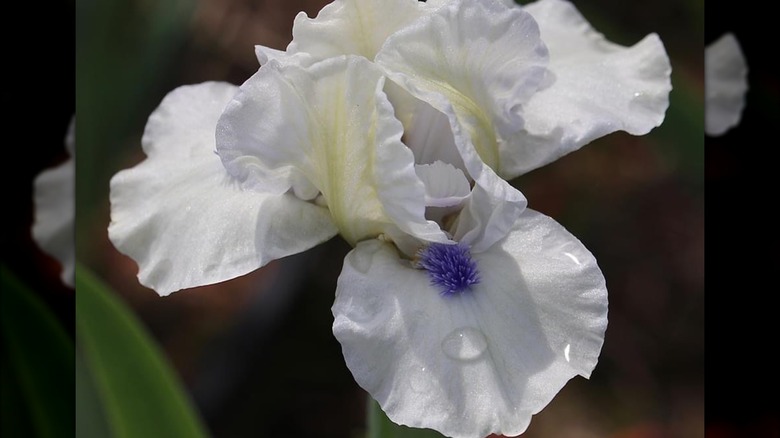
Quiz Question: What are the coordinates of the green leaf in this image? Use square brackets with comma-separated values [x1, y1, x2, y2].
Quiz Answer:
[0, 265, 74, 438]
[76, 263, 209, 438]
[367, 398, 445, 438]
[76, 348, 111, 438]
[1, 355, 36, 437]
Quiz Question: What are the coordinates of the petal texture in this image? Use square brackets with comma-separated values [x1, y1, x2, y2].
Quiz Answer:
[33, 118, 75, 287]
[451, 168, 526, 253]
[401, 97, 467, 174]
[509, 0, 672, 176]
[333, 209, 608, 438]
[254, 44, 316, 68]
[387, 88, 527, 252]
[377, 0, 549, 174]
[415, 161, 470, 208]
[288, 0, 431, 63]
[217, 57, 446, 247]
[429, 95, 527, 253]
[705, 33, 748, 136]
[109, 82, 337, 296]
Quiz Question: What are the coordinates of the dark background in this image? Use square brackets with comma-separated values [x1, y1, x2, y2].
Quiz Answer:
[2, 0, 76, 435]
[3, 1, 75, 324]
[705, 1, 780, 436]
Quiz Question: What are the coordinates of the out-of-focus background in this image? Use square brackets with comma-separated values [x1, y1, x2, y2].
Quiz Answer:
[2, 1, 75, 436]
[75, 1, 705, 437]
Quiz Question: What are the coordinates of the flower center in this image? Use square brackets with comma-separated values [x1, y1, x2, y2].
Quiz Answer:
[417, 243, 480, 296]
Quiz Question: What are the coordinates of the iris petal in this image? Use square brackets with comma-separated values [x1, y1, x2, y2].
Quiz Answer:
[377, 0, 549, 173]
[33, 118, 75, 287]
[216, 57, 447, 247]
[109, 82, 338, 295]
[508, 0, 672, 176]
[288, 0, 431, 63]
[705, 33, 748, 136]
[333, 209, 608, 438]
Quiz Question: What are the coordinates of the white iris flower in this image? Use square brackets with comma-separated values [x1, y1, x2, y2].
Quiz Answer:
[108, 0, 671, 436]
[33, 118, 75, 287]
[705, 33, 748, 136]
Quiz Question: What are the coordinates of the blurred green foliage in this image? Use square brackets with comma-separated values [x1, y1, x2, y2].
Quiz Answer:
[1, 266, 74, 438]
[0, 263, 209, 438]
[76, 264, 209, 437]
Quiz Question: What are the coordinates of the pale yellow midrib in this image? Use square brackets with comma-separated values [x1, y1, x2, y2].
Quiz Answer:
[414, 72, 500, 172]
[315, 82, 387, 246]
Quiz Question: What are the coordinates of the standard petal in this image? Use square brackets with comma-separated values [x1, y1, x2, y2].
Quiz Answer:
[32, 118, 75, 287]
[414, 161, 470, 226]
[705, 33, 748, 136]
[412, 97, 528, 253]
[427, 0, 516, 8]
[415, 161, 470, 208]
[384, 87, 526, 252]
[402, 97, 467, 173]
[109, 82, 338, 296]
[429, 96, 528, 254]
[333, 209, 607, 438]
[377, 0, 549, 173]
[216, 57, 447, 247]
[254, 44, 286, 65]
[254, 44, 313, 67]
[451, 168, 526, 253]
[508, 0, 672, 176]
[287, 0, 430, 63]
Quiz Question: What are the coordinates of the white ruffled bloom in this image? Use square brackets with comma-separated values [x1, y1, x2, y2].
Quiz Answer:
[261, 0, 671, 178]
[33, 118, 75, 287]
[705, 33, 748, 136]
[109, 0, 671, 436]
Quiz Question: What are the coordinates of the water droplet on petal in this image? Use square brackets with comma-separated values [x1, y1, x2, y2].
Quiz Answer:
[564, 344, 571, 362]
[442, 327, 488, 361]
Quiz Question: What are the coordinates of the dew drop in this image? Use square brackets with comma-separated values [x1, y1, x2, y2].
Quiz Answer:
[564, 344, 571, 362]
[441, 327, 488, 361]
